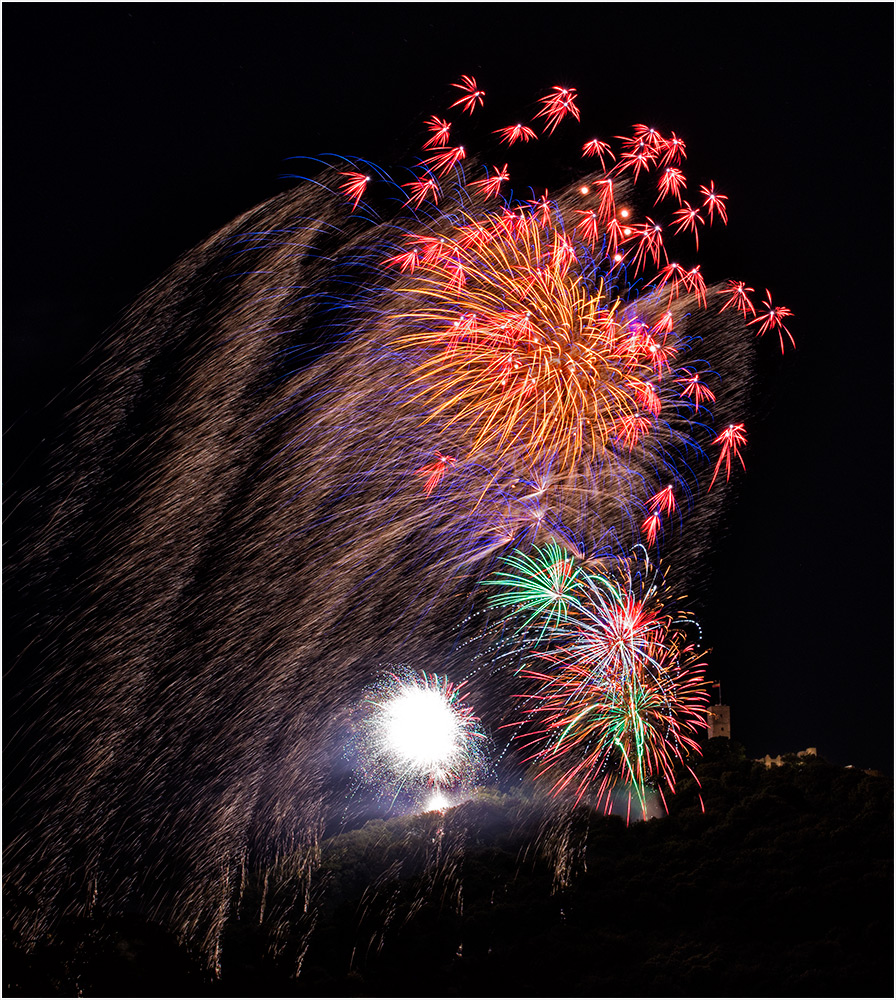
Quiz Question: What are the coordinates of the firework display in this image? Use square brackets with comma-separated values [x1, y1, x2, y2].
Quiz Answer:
[6, 73, 792, 967]
[489, 547, 708, 819]
[330, 77, 790, 817]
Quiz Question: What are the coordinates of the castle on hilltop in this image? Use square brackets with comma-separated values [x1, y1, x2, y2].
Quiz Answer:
[704, 702, 828, 771]
[758, 747, 818, 768]
[706, 703, 731, 740]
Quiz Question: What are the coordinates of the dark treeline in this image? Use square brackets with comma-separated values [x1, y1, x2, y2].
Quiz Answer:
[5, 741, 891, 998]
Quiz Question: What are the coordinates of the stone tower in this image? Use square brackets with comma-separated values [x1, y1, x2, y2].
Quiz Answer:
[707, 703, 731, 739]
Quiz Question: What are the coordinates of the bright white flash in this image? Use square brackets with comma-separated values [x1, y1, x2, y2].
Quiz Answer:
[424, 790, 451, 812]
[384, 686, 460, 769]
[358, 670, 486, 801]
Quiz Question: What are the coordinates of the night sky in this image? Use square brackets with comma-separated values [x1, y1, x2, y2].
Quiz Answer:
[5, 6, 893, 770]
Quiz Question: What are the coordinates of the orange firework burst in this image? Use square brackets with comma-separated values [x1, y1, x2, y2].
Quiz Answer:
[388, 210, 662, 474]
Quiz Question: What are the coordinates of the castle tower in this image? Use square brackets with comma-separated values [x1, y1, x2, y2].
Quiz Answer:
[707, 704, 731, 740]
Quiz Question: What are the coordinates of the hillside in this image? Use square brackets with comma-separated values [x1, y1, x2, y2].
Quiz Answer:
[5, 741, 891, 997]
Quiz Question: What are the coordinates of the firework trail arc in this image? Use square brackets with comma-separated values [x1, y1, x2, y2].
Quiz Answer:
[7, 77, 789, 965]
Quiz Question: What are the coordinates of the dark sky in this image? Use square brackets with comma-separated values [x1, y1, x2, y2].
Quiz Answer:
[4, 6, 893, 769]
